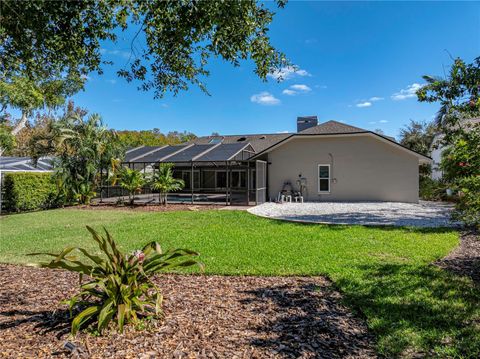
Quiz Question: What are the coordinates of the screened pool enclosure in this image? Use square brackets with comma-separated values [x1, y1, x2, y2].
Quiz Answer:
[99, 143, 268, 205]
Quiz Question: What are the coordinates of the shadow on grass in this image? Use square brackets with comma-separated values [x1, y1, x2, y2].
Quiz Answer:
[336, 263, 480, 357]
[241, 281, 375, 358]
[260, 214, 458, 234]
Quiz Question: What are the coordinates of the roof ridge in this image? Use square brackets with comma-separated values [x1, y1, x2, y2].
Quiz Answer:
[199, 132, 293, 138]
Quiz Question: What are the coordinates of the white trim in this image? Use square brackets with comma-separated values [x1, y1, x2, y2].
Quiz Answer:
[318, 164, 331, 194]
[226, 143, 254, 161]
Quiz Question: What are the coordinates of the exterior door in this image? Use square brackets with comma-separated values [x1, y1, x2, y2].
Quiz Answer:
[255, 160, 267, 204]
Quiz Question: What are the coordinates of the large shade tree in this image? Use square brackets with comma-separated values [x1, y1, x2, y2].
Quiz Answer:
[1, 0, 289, 98]
[0, 76, 83, 153]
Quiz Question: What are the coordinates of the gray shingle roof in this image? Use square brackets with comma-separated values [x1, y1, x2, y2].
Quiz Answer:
[190, 133, 292, 153]
[298, 120, 368, 135]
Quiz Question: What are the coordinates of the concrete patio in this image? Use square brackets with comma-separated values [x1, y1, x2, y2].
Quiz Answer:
[248, 201, 458, 228]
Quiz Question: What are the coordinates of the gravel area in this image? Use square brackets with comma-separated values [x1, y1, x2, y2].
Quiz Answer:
[0, 265, 375, 358]
[248, 201, 457, 228]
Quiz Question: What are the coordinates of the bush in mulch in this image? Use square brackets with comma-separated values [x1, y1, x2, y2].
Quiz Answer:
[28, 226, 203, 336]
[0, 265, 375, 358]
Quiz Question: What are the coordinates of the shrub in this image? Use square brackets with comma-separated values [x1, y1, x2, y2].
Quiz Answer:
[150, 163, 184, 205]
[440, 126, 480, 182]
[29, 226, 203, 335]
[115, 167, 145, 205]
[452, 176, 480, 229]
[2, 172, 59, 212]
[419, 177, 449, 201]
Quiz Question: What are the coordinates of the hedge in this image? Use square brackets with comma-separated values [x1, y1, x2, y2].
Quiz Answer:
[2, 172, 59, 212]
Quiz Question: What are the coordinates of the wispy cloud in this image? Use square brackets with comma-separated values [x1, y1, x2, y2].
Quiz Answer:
[100, 48, 131, 59]
[391, 83, 423, 100]
[305, 38, 318, 45]
[379, 120, 388, 123]
[354, 96, 383, 108]
[282, 89, 297, 96]
[250, 92, 281, 106]
[267, 66, 311, 81]
[290, 84, 311, 92]
[356, 101, 372, 108]
[107, 79, 117, 85]
[282, 84, 312, 96]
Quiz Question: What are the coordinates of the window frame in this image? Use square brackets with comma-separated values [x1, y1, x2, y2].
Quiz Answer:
[318, 164, 331, 194]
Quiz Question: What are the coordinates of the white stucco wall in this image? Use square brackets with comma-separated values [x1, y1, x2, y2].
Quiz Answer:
[267, 135, 420, 203]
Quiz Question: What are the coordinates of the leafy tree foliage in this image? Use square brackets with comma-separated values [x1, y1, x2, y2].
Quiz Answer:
[0, 76, 83, 136]
[440, 126, 480, 182]
[30, 103, 122, 205]
[399, 120, 438, 156]
[1, 0, 288, 98]
[0, 123, 15, 155]
[150, 163, 185, 205]
[417, 56, 480, 228]
[116, 167, 145, 205]
[416, 57, 480, 144]
[117, 129, 196, 148]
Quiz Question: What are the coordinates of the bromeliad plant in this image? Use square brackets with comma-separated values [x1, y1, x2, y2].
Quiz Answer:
[29, 226, 203, 335]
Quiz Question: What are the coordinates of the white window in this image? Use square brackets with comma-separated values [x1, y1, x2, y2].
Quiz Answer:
[318, 164, 330, 193]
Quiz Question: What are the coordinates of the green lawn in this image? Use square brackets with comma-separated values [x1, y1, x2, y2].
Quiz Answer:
[1, 209, 479, 357]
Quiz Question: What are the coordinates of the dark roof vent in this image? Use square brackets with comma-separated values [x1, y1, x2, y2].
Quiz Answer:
[237, 137, 247, 142]
[259, 135, 266, 139]
[297, 116, 318, 132]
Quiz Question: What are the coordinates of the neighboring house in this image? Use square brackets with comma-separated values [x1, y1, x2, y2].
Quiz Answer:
[0, 156, 54, 173]
[124, 117, 430, 204]
[430, 117, 480, 180]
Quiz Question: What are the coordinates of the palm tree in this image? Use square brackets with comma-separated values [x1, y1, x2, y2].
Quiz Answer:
[150, 163, 184, 205]
[117, 167, 145, 205]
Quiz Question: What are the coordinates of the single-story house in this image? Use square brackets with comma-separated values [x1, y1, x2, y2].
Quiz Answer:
[122, 117, 431, 204]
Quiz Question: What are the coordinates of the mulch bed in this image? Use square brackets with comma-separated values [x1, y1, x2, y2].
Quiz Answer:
[435, 230, 480, 285]
[0, 265, 375, 358]
[65, 203, 223, 212]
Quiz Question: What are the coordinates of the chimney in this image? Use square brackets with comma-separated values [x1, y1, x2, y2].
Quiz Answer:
[297, 116, 318, 132]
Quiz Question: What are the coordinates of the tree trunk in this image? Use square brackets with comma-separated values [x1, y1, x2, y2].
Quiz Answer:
[11, 111, 29, 136]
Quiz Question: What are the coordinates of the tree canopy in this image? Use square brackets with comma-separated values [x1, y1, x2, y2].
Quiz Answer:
[399, 119, 438, 156]
[416, 56, 480, 140]
[0, 0, 288, 98]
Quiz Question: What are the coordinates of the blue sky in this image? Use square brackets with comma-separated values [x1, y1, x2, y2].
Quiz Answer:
[72, 1, 479, 139]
